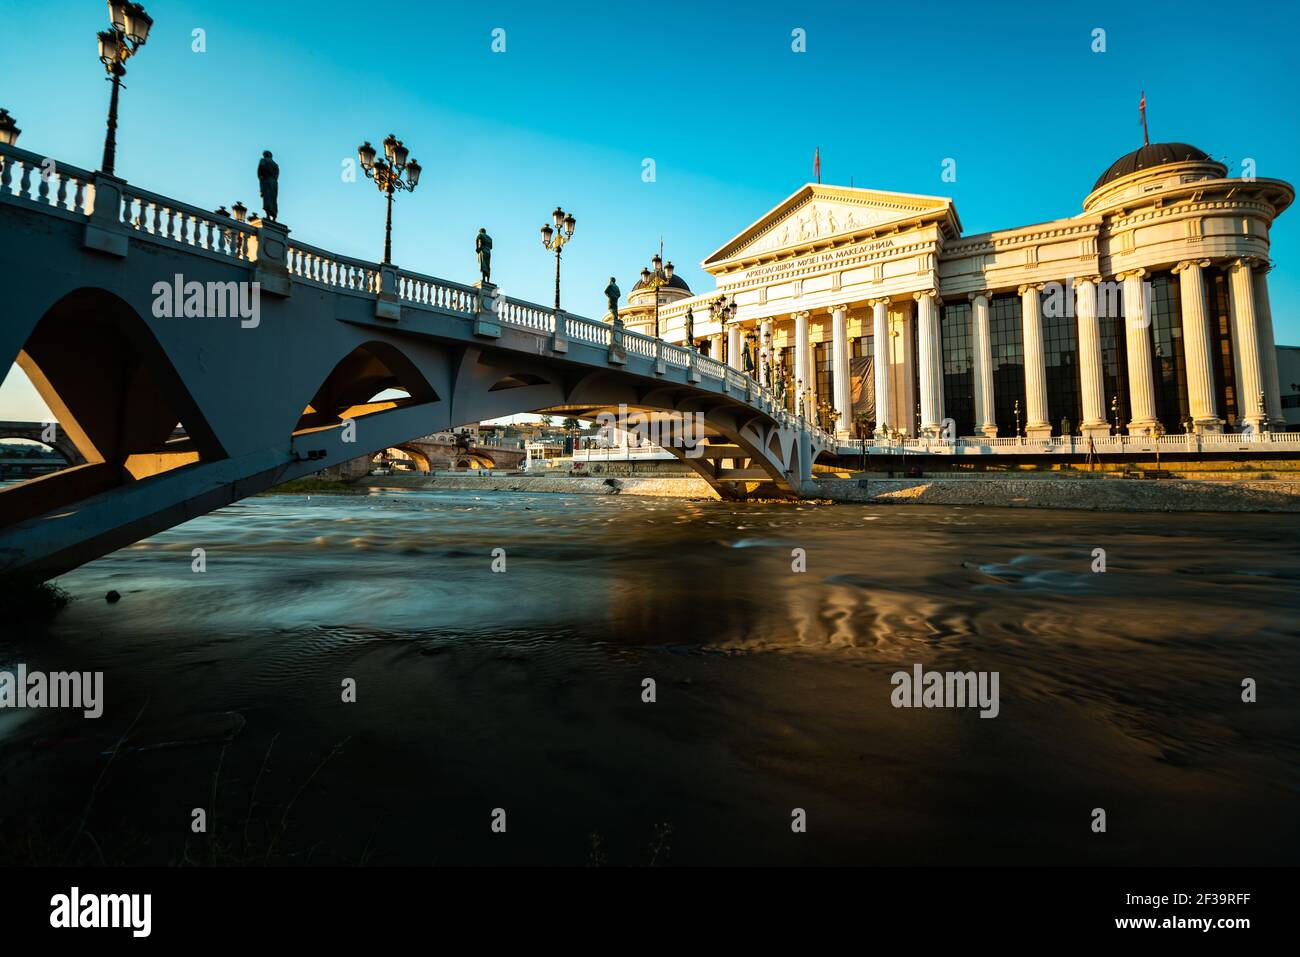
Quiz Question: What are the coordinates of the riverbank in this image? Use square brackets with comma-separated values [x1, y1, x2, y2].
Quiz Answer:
[355, 471, 1300, 511]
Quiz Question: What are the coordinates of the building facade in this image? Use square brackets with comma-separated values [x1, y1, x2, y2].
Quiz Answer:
[608, 143, 1293, 440]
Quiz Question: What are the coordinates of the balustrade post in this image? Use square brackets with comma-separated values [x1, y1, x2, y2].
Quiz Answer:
[473, 281, 501, 338]
[551, 309, 568, 353]
[608, 317, 626, 365]
[249, 218, 291, 297]
[375, 262, 400, 320]
[83, 170, 129, 257]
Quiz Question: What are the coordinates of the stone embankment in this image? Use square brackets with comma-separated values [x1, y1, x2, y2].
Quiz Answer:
[355, 472, 1300, 511]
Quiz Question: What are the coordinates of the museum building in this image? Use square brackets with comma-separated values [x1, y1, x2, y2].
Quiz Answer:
[606, 143, 1294, 441]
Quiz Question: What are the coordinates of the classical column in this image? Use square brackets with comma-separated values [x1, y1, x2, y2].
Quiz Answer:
[829, 304, 852, 435]
[914, 290, 944, 436]
[968, 291, 998, 437]
[759, 318, 774, 388]
[1119, 269, 1159, 434]
[1072, 277, 1110, 437]
[1019, 284, 1051, 437]
[793, 311, 812, 419]
[1252, 263, 1283, 429]
[1171, 260, 1222, 433]
[727, 322, 742, 371]
[1227, 258, 1267, 433]
[870, 299, 892, 436]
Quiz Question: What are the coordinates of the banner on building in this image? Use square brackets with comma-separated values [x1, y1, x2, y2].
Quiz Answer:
[850, 356, 874, 432]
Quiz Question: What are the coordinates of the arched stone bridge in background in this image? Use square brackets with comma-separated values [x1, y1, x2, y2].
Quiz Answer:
[0, 143, 836, 581]
[0, 420, 86, 464]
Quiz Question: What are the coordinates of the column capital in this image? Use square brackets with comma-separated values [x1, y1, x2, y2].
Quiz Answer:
[866, 297, 891, 308]
[1017, 283, 1044, 296]
[827, 304, 850, 316]
[1071, 275, 1103, 288]
[967, 289, 994, 303]
[790, 310, 810, 321]
[1172, 259, 1212, 275]
[1115, 267, 1147, 281]
[1229, 256, 1268, 273]
[912, 289, 939, 302]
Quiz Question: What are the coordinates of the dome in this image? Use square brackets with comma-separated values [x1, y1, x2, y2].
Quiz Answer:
[1093, 143, 1211, 191]
[631, 272, 692, 294]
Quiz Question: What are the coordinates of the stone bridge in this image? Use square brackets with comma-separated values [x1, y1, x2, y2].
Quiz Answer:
[0, 142, 836, 580]
[0, 419, 85, 464]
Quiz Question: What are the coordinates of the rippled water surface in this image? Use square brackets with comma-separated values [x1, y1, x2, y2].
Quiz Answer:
[3, 488, 1298, 864]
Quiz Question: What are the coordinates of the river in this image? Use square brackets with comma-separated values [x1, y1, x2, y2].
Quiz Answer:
[2, 488, 1297, 865]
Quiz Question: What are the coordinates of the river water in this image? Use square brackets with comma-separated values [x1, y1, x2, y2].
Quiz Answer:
[2, 488, 1297, 865]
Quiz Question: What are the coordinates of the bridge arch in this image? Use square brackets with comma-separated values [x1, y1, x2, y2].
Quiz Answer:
[294, 339, 441, 437]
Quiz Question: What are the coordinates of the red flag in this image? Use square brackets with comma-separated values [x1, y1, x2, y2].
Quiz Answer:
[813, 147, 821, 184]
[1139, 91, 1149, 145]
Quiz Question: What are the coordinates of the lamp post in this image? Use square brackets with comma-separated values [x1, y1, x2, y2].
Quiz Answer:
[357, 135, 422, 265]
[1110, 394, 1120, 436]
[712, 294, 736, 362]
[541, 206, 576, 313]
[97, 1, 153, 177]
[639, 253, 674, 339]
[1013, 398, 1022, 441]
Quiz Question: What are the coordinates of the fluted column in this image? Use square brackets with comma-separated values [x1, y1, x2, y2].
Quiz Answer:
[1171, 260, 1222, 433]
[870, 299, 892, 436]
[1252, 264, 1283, 429]
[1228, 258, 1267, 433]
[1072, 277, 1109, 437]
[968, 291, 997, 436]
[1019, 284, 1051, 437]
[1119, 269, 1159, 434]
[829, 305, 851, 435]
[727, 322, 742, 371]
[914, 290, 944, 436]
[793, 311, 812, 420]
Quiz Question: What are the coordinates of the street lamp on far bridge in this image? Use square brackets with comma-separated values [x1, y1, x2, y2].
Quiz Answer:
[541, 206, 576, 313]
[0, 109, 20, 146]
[97, 1, 153, 177]
[357, 134, 422, 265]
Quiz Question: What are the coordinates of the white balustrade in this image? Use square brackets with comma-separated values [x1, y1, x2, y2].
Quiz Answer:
[0, 145, 94, 218]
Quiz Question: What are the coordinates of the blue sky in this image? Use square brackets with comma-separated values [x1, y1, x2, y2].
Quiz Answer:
[3, 0, 1299, 420]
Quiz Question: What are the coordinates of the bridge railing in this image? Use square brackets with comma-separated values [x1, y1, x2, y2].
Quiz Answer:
[396, 267, 478, 314]
[497, 297, 555, 334]
[119, 181, 259, 260]
[2, 142, 819, 449]
[0, 144, 96, 220]
[288, 239, 381, 293]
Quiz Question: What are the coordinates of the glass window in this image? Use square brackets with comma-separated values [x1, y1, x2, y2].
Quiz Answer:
[1148, 271, 1190, 432]
[852, 334, 874, 360]
[1098, 283, 1129, 433]
[1206, 269, 1238, 425]
[988, 294, 1025, 436]
[941, 302, 975, 437]
[814, 341, 833, 410]
[1042, 297, 1081, 434]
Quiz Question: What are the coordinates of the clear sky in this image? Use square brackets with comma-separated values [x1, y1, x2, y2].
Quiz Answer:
[3, 0, 1299, 421]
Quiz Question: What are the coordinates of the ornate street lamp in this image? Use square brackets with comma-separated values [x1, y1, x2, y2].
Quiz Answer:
[1013, 398, 1022, 440]
[1110, 394, 1120, 435]
[357, 135, 421, 265]
[712, 293, 736, 362]
[639, 252, 674, 339]
[97, 1, 153, 176]
[541, 206, 576, 312]
[0, 109, 20, 146]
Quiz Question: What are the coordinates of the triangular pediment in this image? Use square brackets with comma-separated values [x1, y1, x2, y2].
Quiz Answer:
[703, 184, 959, 270]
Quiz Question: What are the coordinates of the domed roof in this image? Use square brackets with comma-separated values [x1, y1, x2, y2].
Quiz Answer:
[631, 272, 692, 294]
[1093, 143, 1211, 191]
